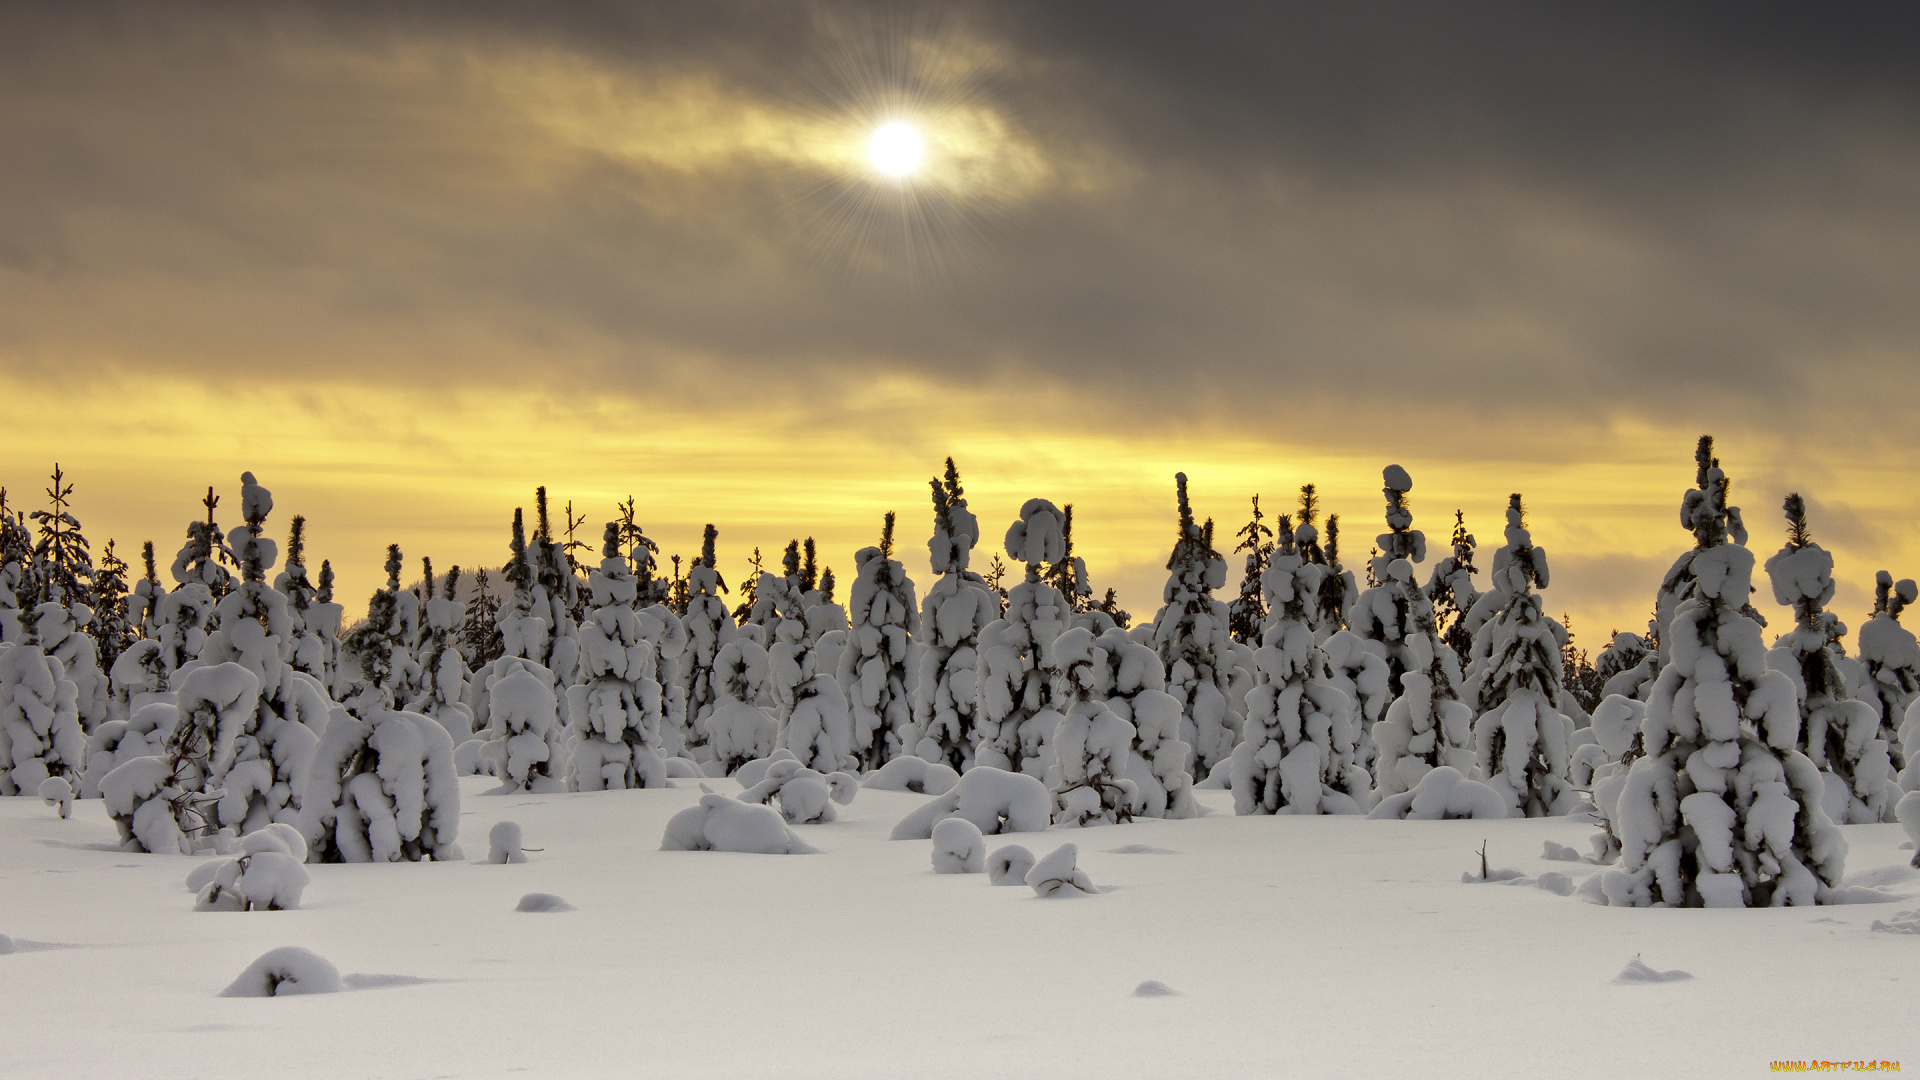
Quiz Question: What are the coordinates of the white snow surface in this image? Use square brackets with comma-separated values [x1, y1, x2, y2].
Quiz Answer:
[2, 779, 1914, 1076]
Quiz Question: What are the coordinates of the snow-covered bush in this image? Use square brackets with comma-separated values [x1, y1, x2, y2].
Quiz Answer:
[737, 756, 859, 824]
[1231, 512, 1369, 816]
[976, 499, 1074, 777]
[931, 816, 985, 873]
[1027, 842, 1098, 897]
[81, 700, 177, 798]
[194, 849, 311, 912]
[889, 765, 1051, 840]
[299, 707, 462, 863]
[660, 787, 818, 854]
[1149, 474, 1239, 782]
[1764, 495, 1895, 824]
[861, 754, 959, 796]
[98, 662, 260, 853]
[0, 642, 85, 797]
[909, 462, 997, 772]
[987, 844, 1036, 885]
[564, 525, 670, 791]
[1462, 496, 1579, 817]
[488, 820, 526, 864]
[220, 947, 341, 997]
[1046, 628, 1138, 827]
[39, 775, 72, 818]
[1366, 766, 1508, 820]
[1352, 466, 1473, 802]
[839, 513, 919, 770]
[1602, 446, 1846, 908]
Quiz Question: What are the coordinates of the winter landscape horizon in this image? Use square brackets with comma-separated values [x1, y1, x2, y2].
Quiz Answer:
[4, 3, 1919, 1078]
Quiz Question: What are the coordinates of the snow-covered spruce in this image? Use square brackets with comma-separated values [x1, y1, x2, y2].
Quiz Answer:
[930, 816, 985, 873]
[909, 461, 997, 773]
[410, 561, 475, 743]
[97, 661, 260, 854]
[81, 700, 177, 799]
[1651, 436, 1756, 672]
[660, 786, 818, 854]
[151, 493, 229, 683]
[1045, 628, 1137, 827]
[1856, 572, 1919, 773]
[1231, 511, 1369, 816]
[0, 642, 85, 797]
[192, 473, 326, 834]
[1594, 626, 1659, 702]
[890, 766, 1052, 840]
[273, 514, 331, 685]
[298, 707, 462, 863]
[23, 465, 109, 731]
[1578, 693, 1649, 861]
[1763, 495, 1895, 824]
[1426, 510, 1480, 668]
[481, 657, 566, 792]
[339, 544, 420, 718]
[678, 525, 735, 763]
[1227, 495, 1275, 647]
[976, 499, 1074, 778]
[1461, 496, 1579, 818]
[564, 524, 670, 791]
[1354, 466, 1473, 802]
[1094, 625, 1198, 819]
[1602, 449, 1846, 908]
[704, 636, 776, 776]
[838, 513, 918, 771]
[736, 756, 858, 824]
[1149, 474, 1239, 783]
[763, 539, 850, 773]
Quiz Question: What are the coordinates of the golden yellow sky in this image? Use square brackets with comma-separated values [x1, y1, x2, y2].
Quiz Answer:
[3, 5, 1917, 648]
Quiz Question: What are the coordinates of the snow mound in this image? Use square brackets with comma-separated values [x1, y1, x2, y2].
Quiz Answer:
[1461, 867, 1529, 885]
[38, 776, 72, 819]
[1541, 841, 1583, 862]
[1106, 844, 1178, 855]
[661, 789, 819, 854]
[1370, 767, 1508, 820]
[0, 934, 9, 955]
[732, 750, 798, 790]
[889, 766, 1049, 840]
[1132, 980, 1180, 997]
[1535, 872, 1577, 896]
[664, 757, 702, 779]
[1843, 865, 1919, 890]
[1614, 958, 1693, 984]
[737, 759, 858, 824]
[1833, 886, 1911, 905]
[1869, 910, 1920, 935]
[489, 821, 527, 864]
[195, 851, 311, 911]
[987, 845, 1035, 886]
[185, 859, 226, 893]
[342, 973, 439, 991]
[862, 755, 960, 796]
[220, 947, 343, 997]
[1028, 843, 1098, 898]
[931, 817, 984, 874]
[514, 893, 575, 913]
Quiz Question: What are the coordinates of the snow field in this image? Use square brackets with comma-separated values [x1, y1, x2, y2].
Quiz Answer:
[3, 778, 1916, 1078]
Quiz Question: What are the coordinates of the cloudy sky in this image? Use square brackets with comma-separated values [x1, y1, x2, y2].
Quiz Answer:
[3, 1, 1917, 640]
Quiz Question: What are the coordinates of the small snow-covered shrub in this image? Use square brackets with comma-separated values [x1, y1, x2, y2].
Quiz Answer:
[220, 947, 341, 997]
[931, 817, 985, 873]
[861, 754, 959, 796]
[661, 789, 819, 854]
[488, 821, 527, 864]
[38, 776, 72, 818]
[987, 844, 1036, 885]
[1367, 766, 1508, 821]
[516, 892, 575, 912]
[81, 700, 178, 799]
[890, 766, 1051, 840]
[737, 758, 858, 824]
[1027, 842, 1097, 897]
[195, 850, 310, 911]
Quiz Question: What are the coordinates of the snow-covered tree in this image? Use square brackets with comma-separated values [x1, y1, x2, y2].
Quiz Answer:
[309, 560, 345, 696]
[529, 488, 581, 685]
[1045, 627, 1136, 827]
[459, 567, 504, 670]
[1595, 621, 1659, 701]
[1353, 466, 1472, 802]
[1228, 495, 1274, 647]
[153, 489, 231, 682]
[909, 461, 996, 772]
[565, 523, 670, 790]
[92, 539, 134, 679]
[299, 706, 462, 863]
[27, 465, 106, 731]
[0, 487, 32, 644]
[1602, 447, 1846, 908]
[977, 499, 1074, 778]
[1232, 512, 1369, 815]
[1764, 494, 1895, 824]
[410, 561, 475, 742]
[1088, 625, 1197, 818]
[1855, 571, 1919, 772]
[839, 512, 918, 771]
[1149, 473, 1237, 783]
[192, 473, 326, 834]
[0, 642, 85, 797]
[679, 524, 734, 761]
[1461, 495, 1578, 817]
[1652, 436, 1757, 669]
[100, 661, 257, 853]
[339, 544, 420, 718]
[1426, 510, 1479, 668]
[1044, 505, 1092, 615]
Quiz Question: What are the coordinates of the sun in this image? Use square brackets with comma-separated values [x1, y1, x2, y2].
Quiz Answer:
[867, 121, 924, 177]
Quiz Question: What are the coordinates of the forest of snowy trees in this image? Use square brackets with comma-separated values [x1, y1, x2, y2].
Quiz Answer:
[5, 437, 1918, 907]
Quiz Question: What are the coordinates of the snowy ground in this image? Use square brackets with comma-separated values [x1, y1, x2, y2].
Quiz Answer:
[3, 780, 1915, 1079]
